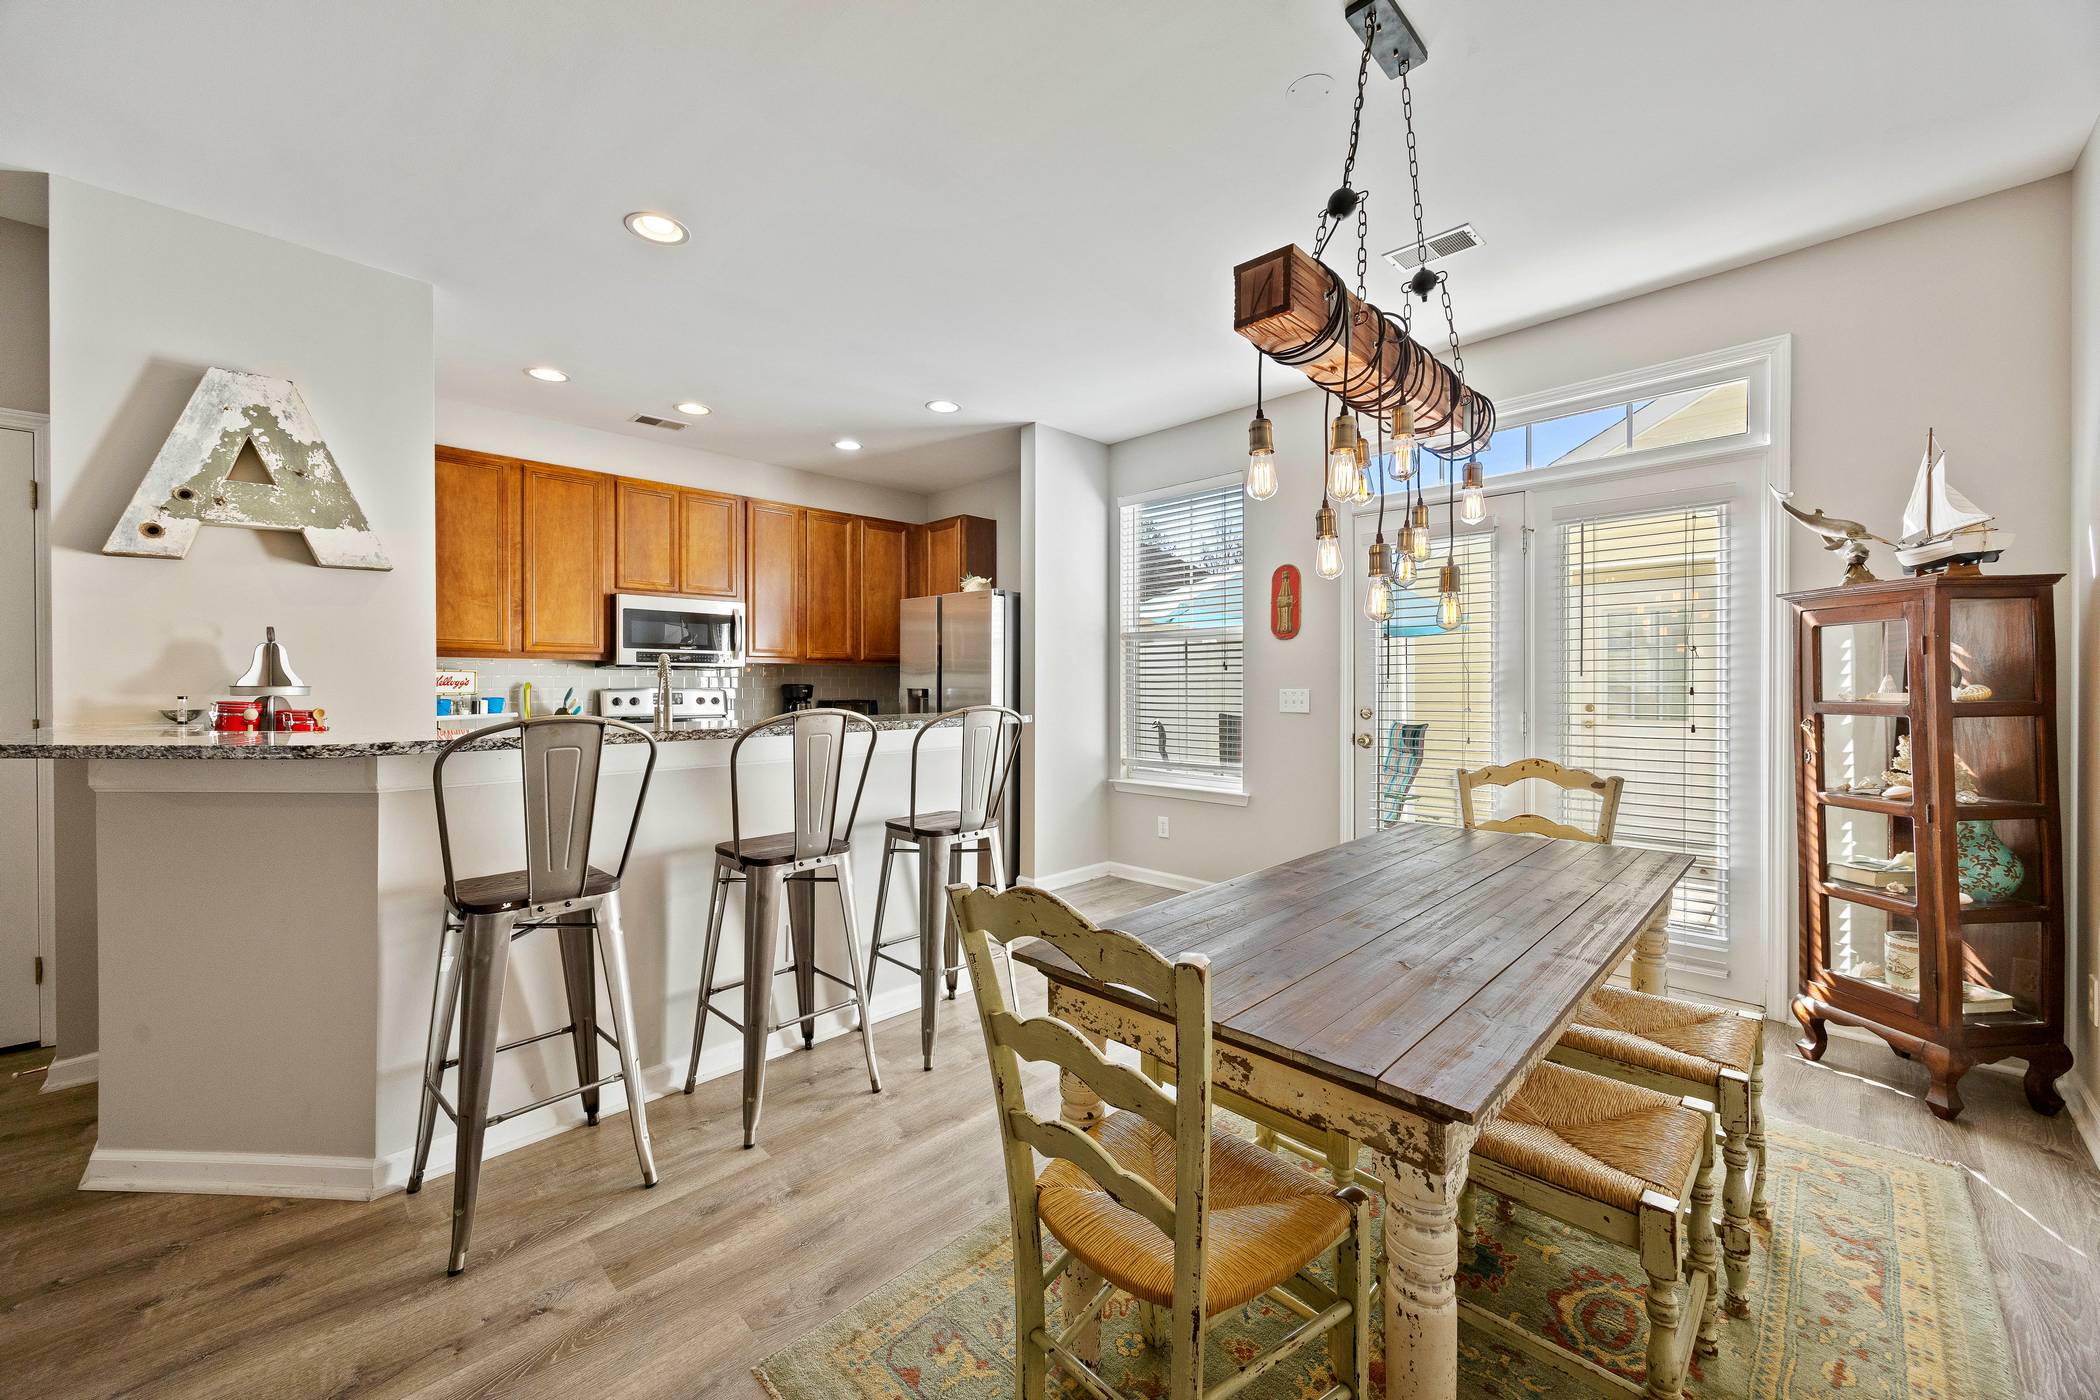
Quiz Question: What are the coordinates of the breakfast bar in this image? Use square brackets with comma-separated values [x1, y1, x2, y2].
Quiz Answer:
[3, 716, 993, 1199]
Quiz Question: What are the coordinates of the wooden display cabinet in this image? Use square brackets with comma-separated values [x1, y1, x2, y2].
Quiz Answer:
[1787, 573, 2072, 1119]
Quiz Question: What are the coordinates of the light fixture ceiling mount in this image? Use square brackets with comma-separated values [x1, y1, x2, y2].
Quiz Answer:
[623, 211, 690, 245]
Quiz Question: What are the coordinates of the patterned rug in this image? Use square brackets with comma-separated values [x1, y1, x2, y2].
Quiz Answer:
[756, 1120, 2017, 1399]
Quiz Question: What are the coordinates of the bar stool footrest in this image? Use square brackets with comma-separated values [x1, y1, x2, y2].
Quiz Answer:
[442, 1022, 580, 1071]
[484, 1071, 628, 1129]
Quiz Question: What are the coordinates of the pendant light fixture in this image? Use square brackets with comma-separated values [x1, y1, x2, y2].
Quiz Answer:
[1458, 458, 1486, 523]
[1245, 349, 1278, 500]
[1229, 3, 1492, 613]
[1436, 427, 1463, 631]
[1364, 416, 1394, 620]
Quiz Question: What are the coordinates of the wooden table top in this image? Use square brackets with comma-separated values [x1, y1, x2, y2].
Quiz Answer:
[1016, 824, 1693, 1126]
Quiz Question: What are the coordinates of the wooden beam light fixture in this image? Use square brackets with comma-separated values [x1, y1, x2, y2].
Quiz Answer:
[1232, 1, 1495, 606]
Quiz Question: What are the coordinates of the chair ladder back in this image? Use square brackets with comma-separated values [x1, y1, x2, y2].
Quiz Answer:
[950, 884, 1215, 1341]
[1457, 756, 1625, 844]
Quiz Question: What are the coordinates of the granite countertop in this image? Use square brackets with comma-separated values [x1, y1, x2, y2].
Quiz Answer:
[0, 713, 951, 760]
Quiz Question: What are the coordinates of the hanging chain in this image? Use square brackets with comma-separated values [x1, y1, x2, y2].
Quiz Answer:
[1314, 6, 1378, 258]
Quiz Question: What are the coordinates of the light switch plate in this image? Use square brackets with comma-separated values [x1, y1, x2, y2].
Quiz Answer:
[1279, 687, 1311, 714]
[1157, 816, 1171, 839]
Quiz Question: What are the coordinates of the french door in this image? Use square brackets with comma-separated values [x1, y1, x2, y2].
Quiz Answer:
[1349, 456, 1767, 1002]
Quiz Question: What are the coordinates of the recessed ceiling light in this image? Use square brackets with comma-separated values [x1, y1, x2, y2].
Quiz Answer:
[623, 210, 690, 245]
[925, 400, 961, 414]
[834, 438, 862, 451]
[525, 366, 569, 382]
[674, 400, 711, 416]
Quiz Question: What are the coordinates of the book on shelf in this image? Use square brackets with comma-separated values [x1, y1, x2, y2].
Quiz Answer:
[1829, 857, 1913, 889]
[1961, 982, 2016, 1015]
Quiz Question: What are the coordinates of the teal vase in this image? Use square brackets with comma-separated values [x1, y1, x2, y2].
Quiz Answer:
[1956, 821, 2023, 902]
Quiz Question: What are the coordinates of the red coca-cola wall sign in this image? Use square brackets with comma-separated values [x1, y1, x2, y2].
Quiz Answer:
[1270, 564, 1302, 640]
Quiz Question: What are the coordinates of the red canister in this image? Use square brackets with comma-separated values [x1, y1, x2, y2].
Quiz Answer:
[212, 699, 262, 733]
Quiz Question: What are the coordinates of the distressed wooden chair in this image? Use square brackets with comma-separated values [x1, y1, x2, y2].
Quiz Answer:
[949, 884, 1374, 1400]
[1456, 756, 1625, 842]
[1552, 986, 1768, 1315]
[1465, 1060, 1721, 1399]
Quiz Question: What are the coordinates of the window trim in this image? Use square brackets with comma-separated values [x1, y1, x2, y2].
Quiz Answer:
[1114, 471, 1247, 795]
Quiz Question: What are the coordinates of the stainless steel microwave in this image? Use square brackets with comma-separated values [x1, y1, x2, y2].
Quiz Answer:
[613, 594, 745, 668]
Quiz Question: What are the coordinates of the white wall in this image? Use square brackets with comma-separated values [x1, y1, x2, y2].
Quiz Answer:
[0, 212, 46, 415]
[437, 399, 929, 524]
[928, 471, 1022, 591]
[1020, 425, 1110, 879]
[2070, 124, 2099, 1113]
[48, 179, 436, 730]
[1106, 176, 2074, 889]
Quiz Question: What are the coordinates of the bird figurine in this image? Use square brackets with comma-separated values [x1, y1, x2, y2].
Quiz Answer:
[1770, 486, 1892, 585]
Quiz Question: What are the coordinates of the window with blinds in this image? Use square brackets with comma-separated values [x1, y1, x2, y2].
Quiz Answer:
[1368, 531, 1498, 827]
[1119, 484, 1245, 786]
[1558, 505, 1731, 948]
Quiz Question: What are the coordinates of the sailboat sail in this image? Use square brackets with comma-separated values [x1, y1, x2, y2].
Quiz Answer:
[1899, 444, 1991, 547]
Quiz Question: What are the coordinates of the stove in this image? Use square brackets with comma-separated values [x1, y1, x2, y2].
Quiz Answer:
[594, 686, 734, 729]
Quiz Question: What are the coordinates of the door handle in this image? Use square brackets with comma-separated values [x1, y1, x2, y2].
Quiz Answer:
[1353, 733, 1373, 749]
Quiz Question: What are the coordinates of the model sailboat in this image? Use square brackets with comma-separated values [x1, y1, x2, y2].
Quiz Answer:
[1895, 429, 2010, 573]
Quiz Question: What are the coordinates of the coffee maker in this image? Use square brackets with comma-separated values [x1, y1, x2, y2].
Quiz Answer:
[780, 683, 815, 713]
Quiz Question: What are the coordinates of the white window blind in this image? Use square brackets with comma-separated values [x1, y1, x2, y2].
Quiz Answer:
[1119, 484, 1245, 784]
[1558, 505, 1731, 949]
[1369, 531, 1498, 827]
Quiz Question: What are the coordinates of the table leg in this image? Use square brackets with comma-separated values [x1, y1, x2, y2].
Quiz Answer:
[1059, 1025, 1108, 1366]
[1629, 904, 1671, 995]
[1380, 1137, 1472, 1400]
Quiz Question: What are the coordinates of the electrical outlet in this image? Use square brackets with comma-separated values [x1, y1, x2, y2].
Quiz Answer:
[1279, 687, 1311, 714]
[2089, 974, 2098, 1029]
[1157, 815, 1170, 839]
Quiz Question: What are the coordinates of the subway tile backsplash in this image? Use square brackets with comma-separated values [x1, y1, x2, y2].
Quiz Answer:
[435, 658, 901, 724]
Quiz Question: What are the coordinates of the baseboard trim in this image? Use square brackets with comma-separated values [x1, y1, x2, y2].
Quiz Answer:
[81, 1147, 385, 1199]
[1102, 861, 1207, 893]
[40, 1051, 98, 1092]
[1023, 862, 1111, 891]
[2065, 1077, 2100, 1173]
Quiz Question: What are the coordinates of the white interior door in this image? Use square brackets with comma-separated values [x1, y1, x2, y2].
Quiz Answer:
[1350, 499, 1523, 834]
[0, 424, 42, 1047]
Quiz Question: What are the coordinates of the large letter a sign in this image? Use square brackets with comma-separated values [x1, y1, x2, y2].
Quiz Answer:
[103, 368, 391, 570]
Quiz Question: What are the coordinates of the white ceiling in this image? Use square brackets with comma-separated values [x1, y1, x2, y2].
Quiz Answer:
[2, 1, 2095, 491]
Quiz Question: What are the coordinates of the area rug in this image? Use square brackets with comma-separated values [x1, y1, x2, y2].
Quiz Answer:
[756, 1120, 2017, 1399]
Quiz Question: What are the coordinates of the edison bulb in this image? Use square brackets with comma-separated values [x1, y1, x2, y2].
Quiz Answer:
[1391, 404, 1416, 456]
[1409, 502, 1433, 560]
[1315, 534, 1344, 579]
[1437, 589, 1462, 630]
[1352, 463, 1373, 505]
[1389, 445, 1414, 483]
[1327, 414, 1360, 498]
[1458, 460, 1486, 524]
[1245, 450, 1278, 500]
[1394, 549, 1416, 586]
[1364, 572, 1393, 621]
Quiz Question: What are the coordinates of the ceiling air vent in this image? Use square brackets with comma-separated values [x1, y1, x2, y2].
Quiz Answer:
[1383, 223, 1482, 270]
[629, 413, 686, 431]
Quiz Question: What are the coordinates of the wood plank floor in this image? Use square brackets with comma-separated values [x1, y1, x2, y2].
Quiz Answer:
[2, 873, 2095, 1399]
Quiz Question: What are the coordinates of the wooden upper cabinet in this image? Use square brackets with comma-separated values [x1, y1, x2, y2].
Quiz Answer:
[520, 463, 614, 657]
[914, 514, 998, 596]
[744, 500, 805, 662]
[856, 518, 909, 661]
[613, 478, 679, 594]
[801, 509, 860, 662]
[435, 447, 520, 655]
[677, 489, 742, 598]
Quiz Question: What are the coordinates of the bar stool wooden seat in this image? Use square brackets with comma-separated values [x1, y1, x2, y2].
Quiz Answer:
[409, 716, 660, 1275]
[683, 709, 883, 1147]
[950, 884, 1375, 1400]
[1466, 1060, 1720, 1400]
[865, 706, 1023, 1070]
[1553, 984, 1768, 1314]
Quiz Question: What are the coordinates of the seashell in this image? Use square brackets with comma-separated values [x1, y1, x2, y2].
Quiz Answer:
[1882, 783, 1913, 800]
[1954, 682, 1992, 701]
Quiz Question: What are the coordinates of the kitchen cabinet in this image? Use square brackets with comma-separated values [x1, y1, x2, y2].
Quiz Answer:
[914, 514, 997, 596]
[435, 444, 994, 663]
[802, 509, 860, 662]
[435, 447, 520, 655]
[677, 488, 742, 597]
[612, 478, 679, 594]
[745, 500, 805, 661]
[856, 517, 909, 661]
[520, 462, 614, 657]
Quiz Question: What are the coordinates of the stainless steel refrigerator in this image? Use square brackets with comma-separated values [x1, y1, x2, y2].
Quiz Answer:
[900, 589, 1021, 877]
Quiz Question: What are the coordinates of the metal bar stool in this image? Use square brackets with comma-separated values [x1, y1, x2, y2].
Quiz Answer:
[865, 706, 1024, 1070]
[409, 716, 660, 1275]
[683, 708, 883, 1147]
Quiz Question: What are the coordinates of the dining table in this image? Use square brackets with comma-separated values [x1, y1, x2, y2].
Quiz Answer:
[1014, 821, 1694, 1400]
